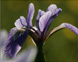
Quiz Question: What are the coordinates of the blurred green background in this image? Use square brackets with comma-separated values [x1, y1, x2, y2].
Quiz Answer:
[0, 0, 78, 62]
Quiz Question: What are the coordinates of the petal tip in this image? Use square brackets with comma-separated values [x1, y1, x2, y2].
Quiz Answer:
[47, 4, 57, 11]
[59, 8, 62, 11]
[29, 3, 34, 10]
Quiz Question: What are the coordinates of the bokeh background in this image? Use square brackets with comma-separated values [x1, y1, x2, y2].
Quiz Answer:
[0, 0, 78, 62]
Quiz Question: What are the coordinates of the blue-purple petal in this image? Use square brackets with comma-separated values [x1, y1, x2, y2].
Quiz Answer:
[36, 9, 45, 21]
[14, 16, 27, 29]
[39, 11, 52, 32]
[43, 8, 62, 35]
[47, 4, 62, 16]
[27, 3, 35, 26]
[5, 27, 28, 58]
[35, 9, 45, 30]
[47, 4, 57, 15]
[37, 4, 62, 36]
[61, 23, 78, 35]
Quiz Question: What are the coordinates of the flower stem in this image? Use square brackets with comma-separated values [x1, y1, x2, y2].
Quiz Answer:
[35, 40, 45, 62]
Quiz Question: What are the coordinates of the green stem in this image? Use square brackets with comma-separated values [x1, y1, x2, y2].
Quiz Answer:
[35, 41, 45, 62]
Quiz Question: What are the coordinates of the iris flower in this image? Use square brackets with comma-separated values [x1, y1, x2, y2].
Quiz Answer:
[5, 3, 78, 61]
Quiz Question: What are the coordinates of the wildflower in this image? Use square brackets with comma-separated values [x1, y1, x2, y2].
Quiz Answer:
[5, 3, 78, 62]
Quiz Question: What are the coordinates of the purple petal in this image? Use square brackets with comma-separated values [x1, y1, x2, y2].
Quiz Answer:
[43, 7, 62, 36]
[47, 4, 57, 10]
[20, 16, 27, 26]
[61, 23, 78, 35]
[14, 16, 27, 29]
[36, 10, 42, 21]
[45, 23, 78, 40]
[35, 9, 45, 30]
[47, 4, 62, 16]
[40, 10, 45, 16]
[5, 27, 28, 58]
[47, 4, 57, 15]
[27, 3, 35, 26]
[36, 9, 45, 21]
[39, 11, 52, 32]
